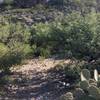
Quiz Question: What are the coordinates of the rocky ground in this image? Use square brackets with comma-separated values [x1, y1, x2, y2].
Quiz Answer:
[0, 8, 63, 25]
[0, 58, 71, 100]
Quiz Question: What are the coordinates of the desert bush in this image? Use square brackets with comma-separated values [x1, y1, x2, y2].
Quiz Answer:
[30, 22, 51, 57]
[53, 12, 100, 60]
[0, 22, 30, 44]
[0, 22, 33, 72]
[64, 64, 80, 81]
[0, 11, 100, 71]
[30, 12, 100, 60]
[0, 43, 21, 72]
[0, 42, 33, 72]
[0, 21, 32, 54]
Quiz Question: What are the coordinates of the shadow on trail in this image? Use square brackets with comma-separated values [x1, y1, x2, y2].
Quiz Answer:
[0, 70, 72, 100]
[0, 58, 76, 100]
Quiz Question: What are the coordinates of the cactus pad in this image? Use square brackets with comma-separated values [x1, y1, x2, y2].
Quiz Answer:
[80, 80, 89, 90]
[88, 85, 100, 99]
[60, 92, 74, 100]
[81, 69, 91, 80]
[94, 69, 99, 82]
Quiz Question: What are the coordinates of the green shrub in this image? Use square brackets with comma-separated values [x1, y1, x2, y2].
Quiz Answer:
[64, 63, 80, 82]
[30, 22, 51, 57]
[0, 21, 32, 72]
[77, 69, 100, 100]
[0, 11, 100, 71]
[0, 22, 30, 44]
[0, 43, 22, 72]
[52, 12, 100, 60]
[0, 43, 33, 72]
[30, 12, 100, 59]
[4, 0, 13, 5]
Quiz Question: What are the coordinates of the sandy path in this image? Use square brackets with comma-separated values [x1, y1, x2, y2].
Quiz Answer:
[0, 58, 71, 100]
[14, 58, 70, 74]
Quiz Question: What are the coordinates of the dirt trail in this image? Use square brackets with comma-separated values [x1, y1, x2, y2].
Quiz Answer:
[0, 58, 71, 100]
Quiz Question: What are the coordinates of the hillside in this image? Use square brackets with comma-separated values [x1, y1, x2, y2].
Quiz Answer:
[0, 0, 100, 100]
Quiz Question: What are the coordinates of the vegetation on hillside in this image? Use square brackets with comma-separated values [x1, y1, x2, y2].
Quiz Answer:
[0, 0, 100, 99]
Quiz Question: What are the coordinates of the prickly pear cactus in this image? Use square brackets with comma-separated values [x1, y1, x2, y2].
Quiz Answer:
[94, 69, 99, 82]
[98, 76, 100, 81]
[89, 79, 97, 86]
[62, 69, 100, 100]
[80, 80, 89, 90]
[76, 69, 100, 100]
[88, 85, 100, 99]
[81, 69, 91, 81]
[60, 92, 74, 100]
[74, 88, 85, 100]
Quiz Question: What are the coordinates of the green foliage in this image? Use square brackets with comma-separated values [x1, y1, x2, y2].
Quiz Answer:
[4, 0, 13, 5]
[80, 81, 89, 90]
[0, 21, 32, 72]
[0, 43, 33, 72]
[78, 69, 100, 100]
[88, 85, 100, 99]
[30, 12, 100, 60]
[64, 64, 80, 81]
[60, 69, 100, 100]
[60, 92, 74, 100]
[0, 22, 30, 44]
[0, 43, 22, 72]
[30, 22, 51, 57]
[81, 69, 91, 80]
[0, 2, 100, 99]
[0, 10, 100, 73]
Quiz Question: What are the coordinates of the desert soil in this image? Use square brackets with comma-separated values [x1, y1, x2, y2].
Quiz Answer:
[0, 58, 71, 100]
